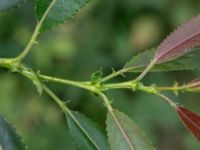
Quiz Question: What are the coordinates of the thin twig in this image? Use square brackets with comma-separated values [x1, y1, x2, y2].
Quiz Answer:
[156, 93, 177, 108]
[15, 0, 58, 62]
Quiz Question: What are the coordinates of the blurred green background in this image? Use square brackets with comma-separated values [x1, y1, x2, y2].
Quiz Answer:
[1, 0, 200, 149]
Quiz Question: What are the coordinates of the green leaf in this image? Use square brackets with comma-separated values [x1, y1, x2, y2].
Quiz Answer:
[36, 0, 91, 32]
[65, 110, 109, 150]
[106, 109, 155, 150]
[0, 113, 27, 150]
[125, 47, 200, 72]
[0, 0, 26, 12]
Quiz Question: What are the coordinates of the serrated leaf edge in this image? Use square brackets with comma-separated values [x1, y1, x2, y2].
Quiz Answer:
[0, 113, 28, 149]
[155, 14, 200, 62]
[38, 0, 92, 32]
[0, 0, 27, 13]
[106, 109, 155, 150]
[66, 110, 108, 150]
[125, 47, 200, 73]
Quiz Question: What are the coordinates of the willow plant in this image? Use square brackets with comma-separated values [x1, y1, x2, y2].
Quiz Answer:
[1, 1, 200, 150]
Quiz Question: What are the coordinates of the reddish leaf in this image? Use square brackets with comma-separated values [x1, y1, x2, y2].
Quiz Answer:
[176, 106, 200, 141]
[155, 14, 200, 63]
[187, 77, 200, 88]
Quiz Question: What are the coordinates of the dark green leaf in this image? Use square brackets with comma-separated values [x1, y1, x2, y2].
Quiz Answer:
[106, 109, 155, 150]
[125, 47, 200, 72]
[0, 0, 25, 11]
[36, 0, 91, 32]
[65, 110, 109, 150]
[0, 113, 27, 150]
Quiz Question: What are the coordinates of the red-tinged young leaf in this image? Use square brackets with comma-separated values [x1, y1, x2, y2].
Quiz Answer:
[176, 106, 200, 141]
[183, 77, 200, 92]
[187, 77, 200, 88]
[188, 77, 200, 84]
[155, 14, 200, 63]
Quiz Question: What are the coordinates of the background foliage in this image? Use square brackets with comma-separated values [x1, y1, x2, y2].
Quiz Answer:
[1, 0, 200, 149]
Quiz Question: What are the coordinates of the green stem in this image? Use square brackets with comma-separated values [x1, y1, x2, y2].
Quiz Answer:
[101, 61, 156, 84]
[0, 62, 95, 93]
[38, 73, 200, 94]
[156, 85, 189, 92]
[0, 58, 17, 69]
[102, 81, 133, 90]
[43, 85, 102, 150]
[100, 59, 156, 90]
[156, 93, 177, 108]
[0, 58, 196, 96]
[101, 67, 131, 83]
[43, 84, 64, 107]
[135, 59, 156, 81]
[38, 74, 94, 92]
[15, 0, 58, 62]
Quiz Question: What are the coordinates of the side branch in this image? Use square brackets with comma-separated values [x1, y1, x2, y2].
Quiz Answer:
[14, 0, 58, 62]
[38, 74, 95, 92]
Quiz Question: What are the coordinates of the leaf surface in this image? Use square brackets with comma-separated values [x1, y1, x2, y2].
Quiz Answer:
[176, 106, 200, 141]
[125, 47, 200, 72]
[0, 113, 27, 150]
[155, 14, 200, 62]
[66, 110, 109, 150]
[106, 109, 154, 150]
[36, 0, 91, 32]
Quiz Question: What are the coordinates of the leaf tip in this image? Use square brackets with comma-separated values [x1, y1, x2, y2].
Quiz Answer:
[176, 106, 200, 141]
